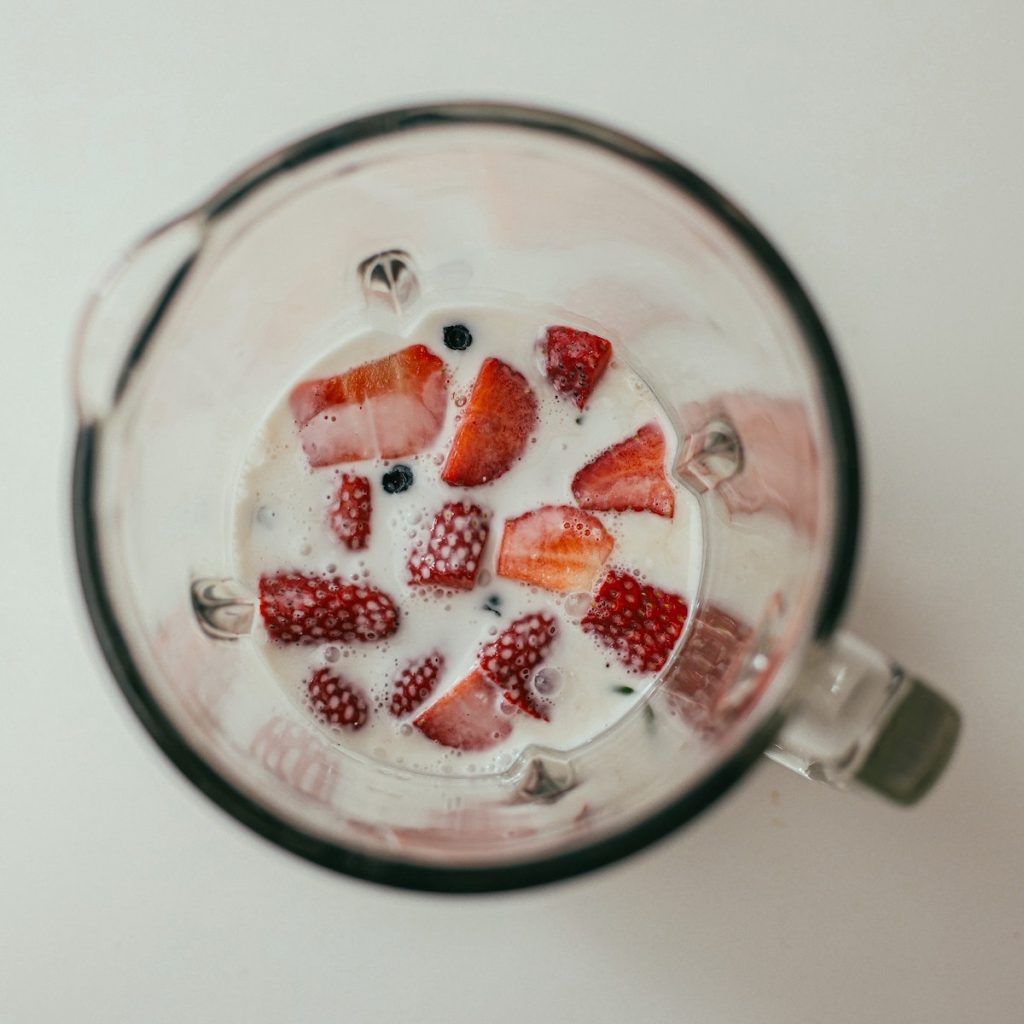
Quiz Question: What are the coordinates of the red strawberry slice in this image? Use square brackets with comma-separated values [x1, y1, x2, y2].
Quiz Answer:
[327, 473, 372, 550]
[662, 605, 755, 734]
[581, 569, 688, 673]
[290, 344, 447, 467]
[497, 505, 614, 593]
[407, 502, 490, 591]
[441, 358, 537, 486]
[306, 667, 371, 731]
[544, 326, 613, 409]
[389, 651, 445, 717]
[413, 669, 514, 751]
[478, 612, 559, 720]
[259, 571, 399, 645]
[572, 422, 675, 518]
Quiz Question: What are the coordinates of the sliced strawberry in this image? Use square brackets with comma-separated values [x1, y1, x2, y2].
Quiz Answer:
[478, 612, 559, 720]
[572, 423, 675, 518]
[661, 605, 755, 734]
[407, 502, 490, 591]
[290, 344, 447, 467]
[581, 569, 688, 673]
[413, 669, 514, 751]
[496, 505, 614, 593]
[327, 473, 372, 550]
[389, 651, 445, 717]
[259, 571, 399, 645]
[306, 667, 371, 731]
[441, 358, 537, 486]
[544, 326, 613, 409]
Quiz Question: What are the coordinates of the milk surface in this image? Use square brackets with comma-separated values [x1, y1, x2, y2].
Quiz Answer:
[233, 299, 703, 774]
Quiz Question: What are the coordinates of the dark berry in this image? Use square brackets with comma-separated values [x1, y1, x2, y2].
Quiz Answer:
[443, 324, 473, 351]
[382, 464, 414, 493]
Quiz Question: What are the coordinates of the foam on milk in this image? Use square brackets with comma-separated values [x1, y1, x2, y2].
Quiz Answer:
[232, 299, 703, 775]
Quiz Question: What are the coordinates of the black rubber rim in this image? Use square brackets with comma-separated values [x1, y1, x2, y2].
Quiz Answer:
[72, 102, 859, 893]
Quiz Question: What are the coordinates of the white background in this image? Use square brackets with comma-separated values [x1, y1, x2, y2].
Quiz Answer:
[3, 2, 1023, 1021]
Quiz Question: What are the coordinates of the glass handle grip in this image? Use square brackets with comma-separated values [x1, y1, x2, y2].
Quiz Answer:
[766, 631, 961, 805]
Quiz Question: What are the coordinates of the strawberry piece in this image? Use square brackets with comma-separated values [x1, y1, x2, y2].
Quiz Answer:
[407, 502, 490, 591]
[389, 651, 445, 717]
[441, 358, 537, 486]
[662, 605, 755, 734]
[290, 344, 447, 467]
[496, 505, 614, 593]
[572, 422, 675, 518]
[413, 669, 514, 751]
[306, 667, 371, 731]
[544, 326, 613, 409]
[478, 612, 559, 720]
[327, 473, 372, 550]
[259, 571, 399, 645]
[581, 569, 688, 673]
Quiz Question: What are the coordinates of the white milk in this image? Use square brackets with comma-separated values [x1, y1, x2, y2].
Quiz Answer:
[232, 299, 703, 775]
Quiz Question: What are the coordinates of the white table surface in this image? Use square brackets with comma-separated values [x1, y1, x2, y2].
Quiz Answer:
[4, 2, 1023, 1020]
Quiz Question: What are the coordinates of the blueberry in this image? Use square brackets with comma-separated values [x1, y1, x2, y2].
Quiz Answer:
[443, 323, 473, 351]
[381, 464, 414, 493]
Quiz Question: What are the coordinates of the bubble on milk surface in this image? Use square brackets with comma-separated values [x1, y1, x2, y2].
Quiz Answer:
[533, 667, 562, 696]
[563, 591, 592, 619]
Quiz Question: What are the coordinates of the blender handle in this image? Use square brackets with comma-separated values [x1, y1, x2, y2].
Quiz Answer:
[767, 631, 961, 805]
[72, 214, 203, 424]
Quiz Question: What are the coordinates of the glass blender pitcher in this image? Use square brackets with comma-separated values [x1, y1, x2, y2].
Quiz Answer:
[72, 103, 960, 892]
